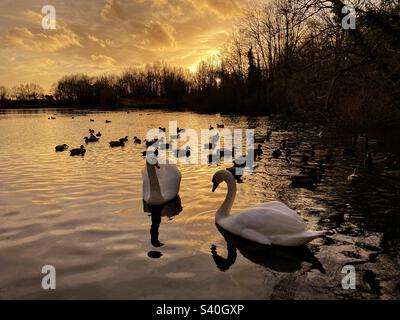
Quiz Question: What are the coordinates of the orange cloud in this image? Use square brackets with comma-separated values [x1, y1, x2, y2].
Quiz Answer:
[5, 25, 82, 52]
[142, 22, 176, 49]
[91, 54, 116, 66]
[101, 0, 125, 22]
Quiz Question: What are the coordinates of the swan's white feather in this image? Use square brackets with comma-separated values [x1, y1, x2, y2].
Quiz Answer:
[142, 164, 181, 204]
[218, 202, 323, 246]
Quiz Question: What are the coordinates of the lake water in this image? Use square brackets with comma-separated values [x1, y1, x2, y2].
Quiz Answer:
[0, 109, 400, 299]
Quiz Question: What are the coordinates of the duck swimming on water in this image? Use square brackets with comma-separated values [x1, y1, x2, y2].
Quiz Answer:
[84, 136, 99, 143]
[70, 145, 86, 156]
[55, 144, 69, 152]
[110, 141, 125, 147]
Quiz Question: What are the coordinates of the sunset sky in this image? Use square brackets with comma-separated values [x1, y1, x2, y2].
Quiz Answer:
[0, 0, 251, 92]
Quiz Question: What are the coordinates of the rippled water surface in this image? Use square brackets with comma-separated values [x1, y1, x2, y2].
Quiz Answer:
[1, 109, 400, 299]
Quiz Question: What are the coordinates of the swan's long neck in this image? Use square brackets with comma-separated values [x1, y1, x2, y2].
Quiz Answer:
[146, 162, 164, 203]
[216, 173, 237, 221]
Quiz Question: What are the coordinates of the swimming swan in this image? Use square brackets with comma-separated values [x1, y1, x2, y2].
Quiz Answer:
[143, 159, 182, 206]
[211, 170, 325, 246]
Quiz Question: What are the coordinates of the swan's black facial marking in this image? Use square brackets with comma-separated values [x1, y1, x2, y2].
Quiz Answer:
[212, 177, 219, 192]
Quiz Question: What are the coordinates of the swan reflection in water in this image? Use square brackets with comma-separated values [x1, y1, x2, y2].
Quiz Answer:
[211, 224, 325, 274]
[143, 196, 183, 258]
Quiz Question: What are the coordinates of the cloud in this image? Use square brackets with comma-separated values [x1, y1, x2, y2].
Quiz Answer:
[87, 34, 112, 48]
[5, 24, 82, 52]
[36, 57, 55, 66]
[101, 0, 125, 22]
[0, 0, 251, 91]
[91, 54, 116, 66]
[142, 22, 176, 49]
[22, 10, 42, 24]
[200, 0, 242, 16]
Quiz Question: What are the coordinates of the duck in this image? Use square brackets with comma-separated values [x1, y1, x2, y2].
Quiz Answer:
[55, 144, 69, 152]
[70, 145, 86, 156]
[217, 124, 225, 128]
[96, 132, 102, 137]
[134, 136, 142, 144]
[272, 149, 282, 159]
[226, 167, 243, 182]
[347, 168, 365, 184]
[119, 136, 129, 143]
[209, 125, 214, 130]
[142, 158, 182, 206]
[105, 120, 112, 124]
[109, 140, 125, 147]
[144, 139, 158, 147]
[143, 148, 159, 157]
[89, 129, 95, 134]
[159, 127, 166, 132]
[90, 119, 95, 122]
[51, 117, 56, 120]
[84, 136, 99, 143]
[177, 127, 185, 133]
[226, 158, 247, 182]
[211, 170, 325, 246]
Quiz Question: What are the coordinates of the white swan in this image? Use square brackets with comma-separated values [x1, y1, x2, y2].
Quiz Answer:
[212, 170, 325, 246]
[143, 159, 182, 205]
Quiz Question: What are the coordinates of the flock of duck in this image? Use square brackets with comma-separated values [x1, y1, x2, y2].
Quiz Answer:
[53, 117, 399, 248]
